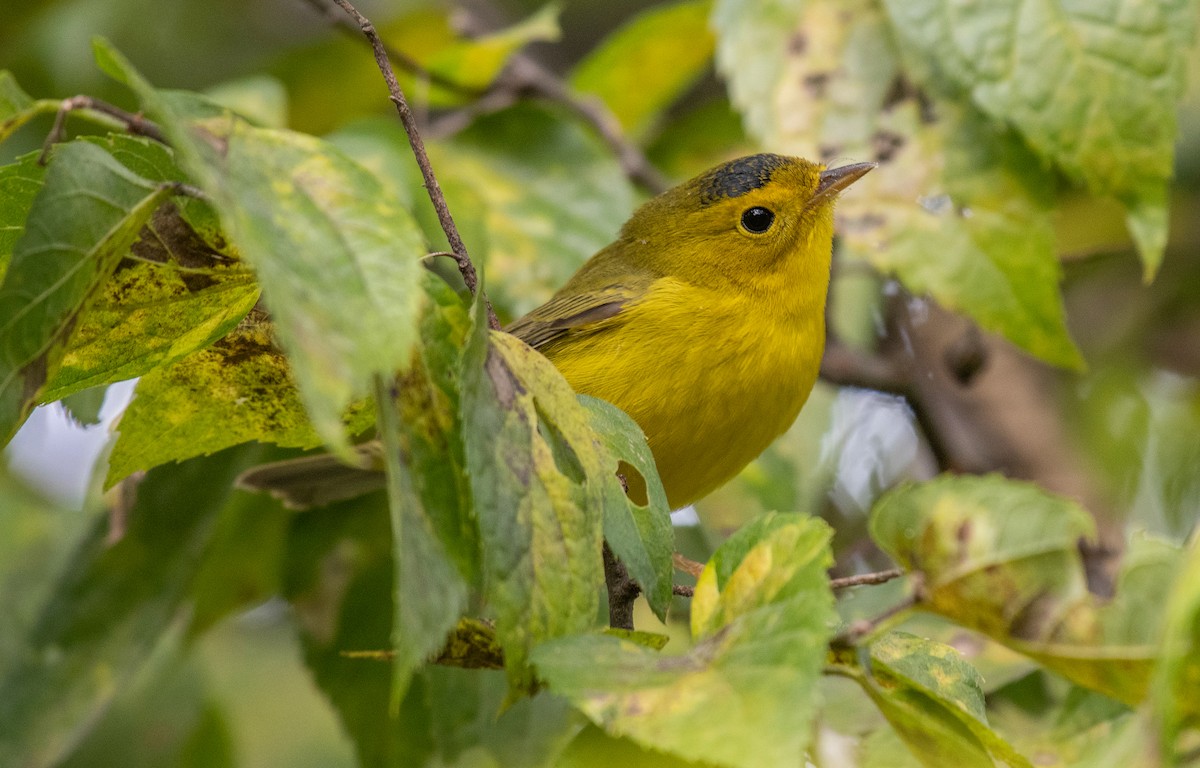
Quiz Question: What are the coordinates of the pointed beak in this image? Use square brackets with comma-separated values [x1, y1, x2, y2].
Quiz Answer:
[810, 161, 875, 206]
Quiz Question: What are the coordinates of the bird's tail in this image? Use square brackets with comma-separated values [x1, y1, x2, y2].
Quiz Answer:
[236, 442, 385, 510]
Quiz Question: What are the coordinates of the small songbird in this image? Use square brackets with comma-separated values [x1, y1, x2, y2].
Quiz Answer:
[506, 154, 873, 508]
[239, 154, 872, 510]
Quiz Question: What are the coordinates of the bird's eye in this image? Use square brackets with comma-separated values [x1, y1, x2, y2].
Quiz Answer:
[740, 206, 775, 234]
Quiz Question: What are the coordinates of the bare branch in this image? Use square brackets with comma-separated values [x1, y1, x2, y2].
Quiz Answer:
[502, 56, 670, 194]
[39, 95, 166, 164]
[829, 568, 904, 590]
[332, 0, 500, 330]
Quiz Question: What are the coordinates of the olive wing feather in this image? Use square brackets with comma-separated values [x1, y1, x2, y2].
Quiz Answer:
[506, 283, 646, 351]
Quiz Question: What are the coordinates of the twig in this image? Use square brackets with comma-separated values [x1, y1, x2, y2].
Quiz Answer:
[502, 56, 670, 194]
[672, 552, 705, 578]
[829, 568, 904, 590]
[332, 0, 500, 330]
[819, 332, 908, 395]
[672, 584, 694, 598]
[603, 543, 640, 630]
[303, 0, 668, 195]
[832, 595, 917, 646]
[300, 0, 487, 99]
[39, 95, 167, 164]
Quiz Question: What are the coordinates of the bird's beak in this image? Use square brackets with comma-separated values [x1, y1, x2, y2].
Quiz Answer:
[810, 161, 875, 207]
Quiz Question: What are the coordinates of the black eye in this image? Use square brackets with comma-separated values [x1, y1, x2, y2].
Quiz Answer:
[740, 206, 775, 233]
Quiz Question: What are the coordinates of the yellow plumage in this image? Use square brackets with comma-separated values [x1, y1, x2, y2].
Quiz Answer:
[508, 154, 871, 508]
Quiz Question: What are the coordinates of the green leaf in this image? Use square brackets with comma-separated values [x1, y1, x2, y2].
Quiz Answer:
[0, 71, 54, 143]
[460, 310, 605, 690]
[105, 311, 372, 485]
[0, 445, 266, 768]
[429, 103, 635, 317]
[59, 641, 235, 768]
[579, 395, 674, 620]
[533, 513, 835, 768]
[0, 71, 33, 117]
[870, 474, 1179, 705]
[383, 5, 560, 108]
[187, 479, 291, 637]
[282, 492, 402, 767]
[0, 139, 177, 443]
[38, 135, 258, 404]
[570, 0, 714, 138]
[374, 365, 467, 700]
[95, 39, 426, 458]
[0, 151, 46, 275]
[881, 0, 1195, 278]
[1152, 532, 1200, 763]
[712, 0, 1083, 369]
[854, 632, 1031, 768]
[424, 4, 560, 98]
[395, 667, 580, 768]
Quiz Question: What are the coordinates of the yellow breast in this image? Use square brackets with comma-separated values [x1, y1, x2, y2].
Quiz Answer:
[545, 275, 826, 509]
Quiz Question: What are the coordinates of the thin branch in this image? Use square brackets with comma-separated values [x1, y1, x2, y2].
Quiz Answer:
[819, 331, 908, 395]
[303, 0, 668, 195]
[502, 56, 670, 194]
[672, 552, 705, 578]
[39, 95, 166, 164]
[332, 0, 500, 330]
[832, 595, 917, 646]
[829, 568, 904, 590]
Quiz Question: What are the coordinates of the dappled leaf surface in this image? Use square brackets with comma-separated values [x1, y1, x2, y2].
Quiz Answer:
[871, 474, 1179, 705]
[461, 316, 605, 690]
[41, 135, 258, 402]
[97, 40, 426, 457]
[0, 139, 175, 441]
[106, 309, 371, 485]
[849, 632, 1030, 768]
[883, 0, 1194, 276]
[534, 513, 835, 768]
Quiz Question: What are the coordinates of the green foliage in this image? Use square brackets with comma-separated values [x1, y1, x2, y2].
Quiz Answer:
[580, 394, 674, 618]
[570, 0, 715, 139]
[0, 446, 268, 768]
[535, 513, 835, 767]
[882, 0, 1193, 278]
[0, 4, 1197, 766]
[714, 0, 1151, 368]
[871, 475, 1177, 706]
[0, 139, 178, 441]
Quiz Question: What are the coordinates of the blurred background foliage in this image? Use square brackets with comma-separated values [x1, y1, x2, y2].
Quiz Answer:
[2, 0, 1200, 765]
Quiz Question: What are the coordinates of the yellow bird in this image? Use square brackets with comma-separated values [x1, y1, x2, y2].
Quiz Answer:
[240, 154, 871, 510]
[507, 154, 872, 508]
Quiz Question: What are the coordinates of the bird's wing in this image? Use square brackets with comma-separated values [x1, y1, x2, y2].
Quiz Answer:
[506, 281, 648, 352]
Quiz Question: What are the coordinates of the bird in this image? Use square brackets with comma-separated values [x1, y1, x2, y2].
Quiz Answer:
[238, 154, 872, 510]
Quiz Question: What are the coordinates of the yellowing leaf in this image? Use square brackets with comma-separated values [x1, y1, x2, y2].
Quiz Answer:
[534, 514, 835, 768]
[882, 0, 1195, 278]
[871, 474, 1181, 705]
